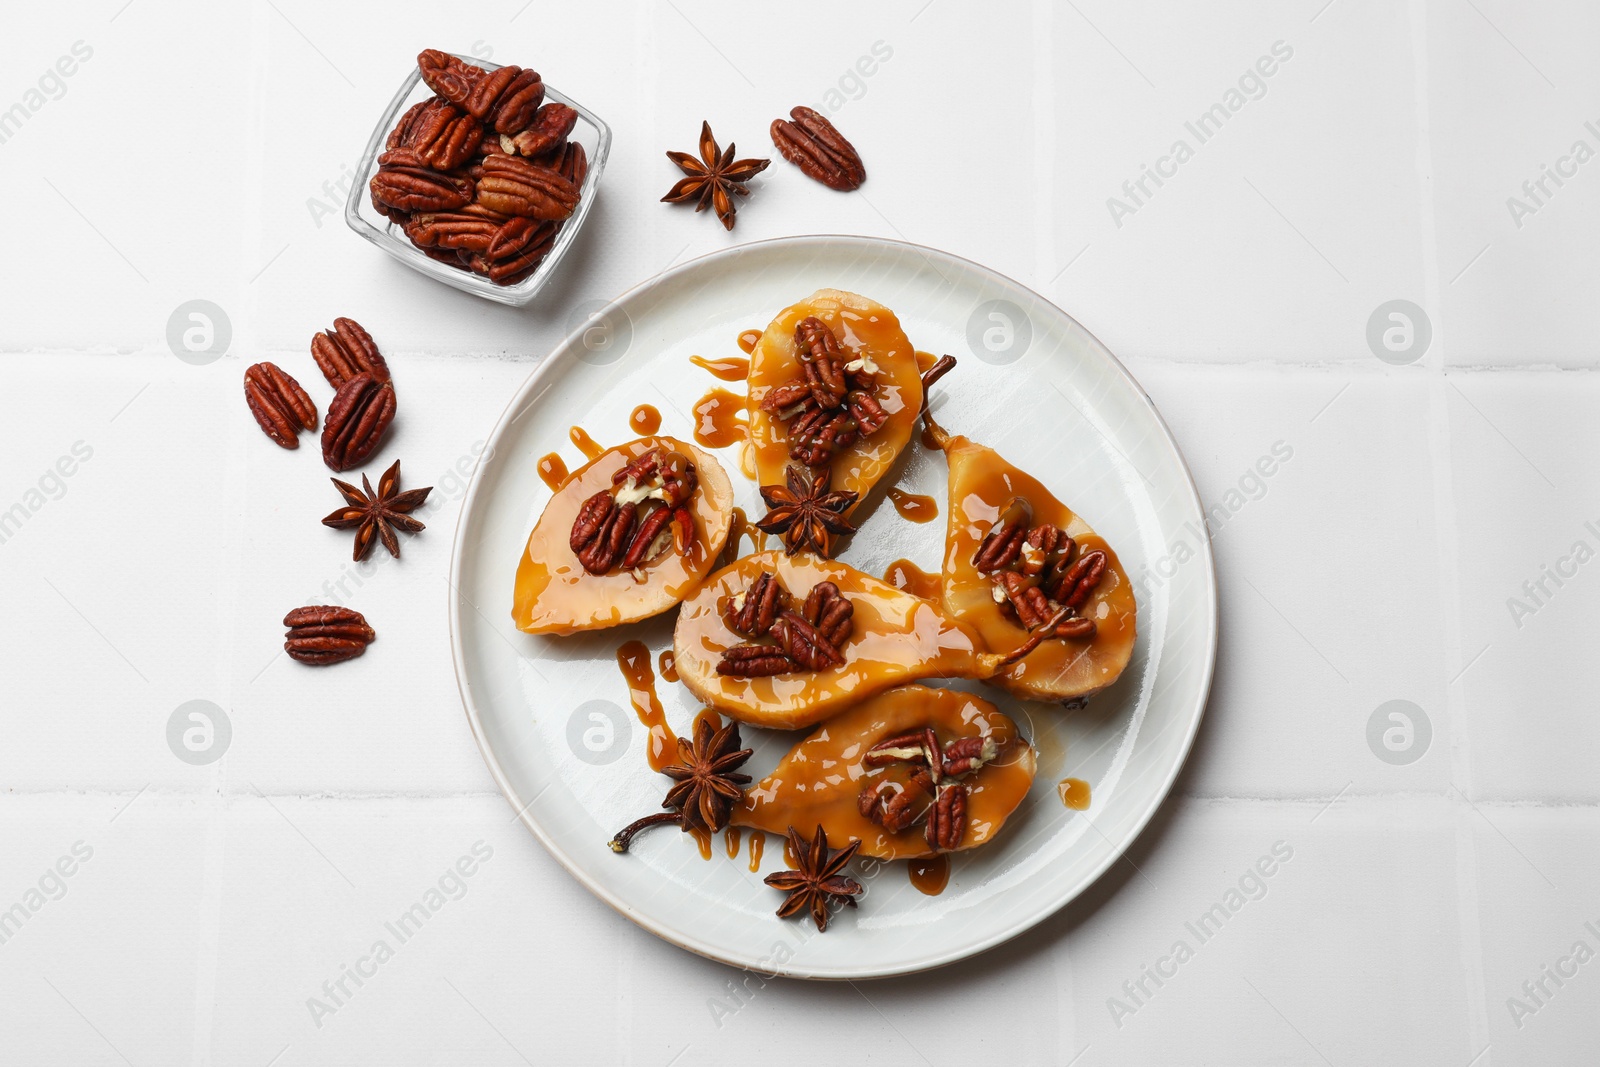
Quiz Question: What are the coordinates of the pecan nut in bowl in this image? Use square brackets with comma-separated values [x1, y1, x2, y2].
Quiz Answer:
[512, 437, 735, 635]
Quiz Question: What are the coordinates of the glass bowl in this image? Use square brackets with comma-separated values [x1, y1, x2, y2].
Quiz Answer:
[345, 55, 611, 307]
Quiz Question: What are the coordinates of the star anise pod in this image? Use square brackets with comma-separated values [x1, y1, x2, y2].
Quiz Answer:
[609, 716, 754, 853]
[661, 121, 770, 230]
[763, 825, 864, 932]
[755, 465, 857, 557]
[321, 459, 432, 561]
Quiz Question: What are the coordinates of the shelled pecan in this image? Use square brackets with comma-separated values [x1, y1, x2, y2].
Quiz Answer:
[244, 362, 317, 449]
[321, 374, 397, 472]
[501, 103, 578, 157]
[757, 316, 890, 471]
[474, 154, 580, 220]
[770, 107, 866, 191]
[856, 727, 998, 850]
[973, 497, 1107, 643]
[715, 573, 854, 677]
[568, 447, 698, 576]
[310, 317, 390, 388]
[284, 605, 375, 665]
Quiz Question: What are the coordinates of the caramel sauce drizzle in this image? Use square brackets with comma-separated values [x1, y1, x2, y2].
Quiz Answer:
[536, 452, 569, 492]
[887, 487, 938, 523]
[689, 825, 713, 860]
[883, 558, 941, 600]
[915, 350, 940, 374]
[909, 856, 950, 895]
[724, 826, 742, 859]
[615, 640, 676, 772]
[1058, 777, 1092, 810]
[691, 354, 752, 382]
[569, 425, 603, 460]
[691, 389, 748, 450]
[747, 830, 765, 872]
[657, 649, 679, 683]
[737, 329, 763, 354]
[629, 404, 662, 435]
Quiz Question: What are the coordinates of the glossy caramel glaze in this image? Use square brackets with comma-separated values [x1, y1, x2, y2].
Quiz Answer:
[692, 389, 748, 450]
[568, 425, 604, 460]
[909, 856, 950, 895]
[915, 350, 940, 373]
[941, 435, 1137, 701]
[883, 558, 941, 600]
[657, 649, 679, 683]
[736, 685, 1036, 860]
[737, 329, 763, 354]
[629, 404, 662, 435]
[537, 452, 569, 492]
[747, 829, 765, 872]
[691, 354, 751, 381]
[673, 551, 996, 729]
[617, 640, 676, 772]
[1059, 777, 1091, 810]
[724, 826, 742, 858]
[747, 289, 922, 507]
[512, 436, 734, 635]
[888, 487, 938, 523]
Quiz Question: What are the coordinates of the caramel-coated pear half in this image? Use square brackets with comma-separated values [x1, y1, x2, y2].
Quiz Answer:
[747, 288, 921, 508]
[513, 437, 733, 635]
[673, 550, 1043, 729]
[938, 431, 1137, 701]
[735, 685, 1036, 860]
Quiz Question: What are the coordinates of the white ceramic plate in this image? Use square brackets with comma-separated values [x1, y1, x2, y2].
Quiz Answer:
[449, 235, 1216, 979]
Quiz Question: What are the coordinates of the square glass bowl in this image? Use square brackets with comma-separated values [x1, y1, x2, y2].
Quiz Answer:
[345, 56, 611, 307]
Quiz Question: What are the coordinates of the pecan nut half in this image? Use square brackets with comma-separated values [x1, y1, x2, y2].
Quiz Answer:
[417, 50, 485, 113]
[474, 154, 580, 220]
[725, 570, 784, 638]
[321, 374, 397, 472]
[925, 783, 968, 852]
[244, 362, 316, 449]
[716, 644, 798, 677]
[370, 149, 474, 212]
[311, 317, 390, 389]
[770, 106, 866, 191]
[284, 605, 375, 665]
[484, 67, 545, 134]
[501, 102, 578, 157]
[405, 100, 483, 170]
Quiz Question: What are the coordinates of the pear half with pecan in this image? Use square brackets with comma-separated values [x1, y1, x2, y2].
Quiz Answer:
[672, 550, 1065, 729]
[513, 437, 734, 635]
[735, 685, 1036, 860]
[746, 289, 922, 543]
[926, 420, 1136, 702]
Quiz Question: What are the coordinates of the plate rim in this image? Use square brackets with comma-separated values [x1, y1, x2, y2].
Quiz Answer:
[447, 233, 1218, 979]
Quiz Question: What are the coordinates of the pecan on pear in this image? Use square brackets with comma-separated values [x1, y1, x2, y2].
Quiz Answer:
[716, 643, 798, 677]
[370, 148, 473, 212]
[618, 503, 676, 572]
[724, 570, 784, 638]
[474, 154, 580, 220]
[284, 605, 375, 665]
[310, 317, 390, 389]
[770, 610, 844, 671]
[569, 491, 615, 554]
[972, 498, 1033, 573]
[501, 102, 578, 158]
[321, 373, 397, 473]
[940, 736, 998, 778]
[770, 106, 866, 191]
[801, 580, 853, 648]
[863, 728, 940, 771]
[1021, 524, 1069, 577]
[404, 100, 482, 170]
[995, 571, 1053, 631]
[1045, 548, 1108, 610]
[794, 316, 848, 408]
[417, 49, 485, 112]
[844, 391, 887, 436]
[924, 782, 968, 852]
[244, 362, 317, 449]
[858, 779, 928, 834]
[574, 500, 637, 574]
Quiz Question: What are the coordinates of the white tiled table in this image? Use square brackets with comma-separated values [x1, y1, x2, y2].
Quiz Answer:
[2, 1, 1595, 1063]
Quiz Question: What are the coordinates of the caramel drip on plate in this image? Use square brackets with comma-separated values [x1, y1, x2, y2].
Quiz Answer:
[883, 558, 940, 600]
[747, 830, 765, 872]
[692, 389, 748, 449]
[909, 856, 950, 895]
[1058, 777, 1092, 810]
[887, 487, 938, 523]
[737, 329, 763, 354]
[691, 354, 752, 382]
[657, 649, 679, 683]
[616, 640, 675, 772]
[919, 422, 943, 451]
[915, 350, 940, 373]
[569, 425, 604, 460]
[689, 825, 713, 860]
[724, 826, 742, 859]
[536, 452, 568, 492]
[629, 404, 662, 435]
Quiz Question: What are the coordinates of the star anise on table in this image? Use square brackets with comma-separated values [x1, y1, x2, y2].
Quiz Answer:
[661, 120, 770, 230]
[755, 465, 858, 557]
[609, 716, 754, 853]
[763, 825, 864, 932]
[321, 459, 432, 561]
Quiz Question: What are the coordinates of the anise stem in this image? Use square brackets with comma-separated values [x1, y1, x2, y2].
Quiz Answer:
[919, 354, 957, 410]
[608, 811, 683, 853]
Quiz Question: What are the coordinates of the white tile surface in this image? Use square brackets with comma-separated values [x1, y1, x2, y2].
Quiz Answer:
[0, 0, 1594, 1061]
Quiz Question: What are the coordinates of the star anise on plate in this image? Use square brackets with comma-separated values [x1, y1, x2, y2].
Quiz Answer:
[609, 716, 754, 853]
[321, 459, 432, 561]
[763, 825, 864, 932]
[661, 120, 770, 230]
[755, 465, 858, 557]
